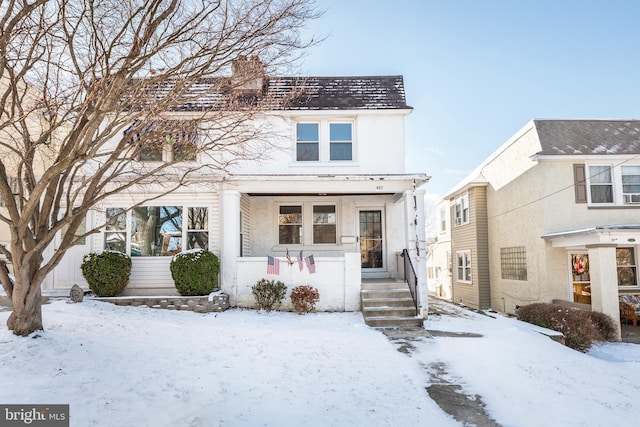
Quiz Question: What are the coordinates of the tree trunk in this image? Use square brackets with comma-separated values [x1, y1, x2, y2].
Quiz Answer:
[7, 272, 44, 336]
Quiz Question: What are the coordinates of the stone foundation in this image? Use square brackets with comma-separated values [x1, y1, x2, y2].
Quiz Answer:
[93, 293, 230, 313]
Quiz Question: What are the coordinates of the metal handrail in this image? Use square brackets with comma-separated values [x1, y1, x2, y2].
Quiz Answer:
[402, 249, 418, 312]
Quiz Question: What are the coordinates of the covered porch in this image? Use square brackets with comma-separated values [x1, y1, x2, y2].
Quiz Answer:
[543, 225, 640, 341]
[218, 173, 429, 315]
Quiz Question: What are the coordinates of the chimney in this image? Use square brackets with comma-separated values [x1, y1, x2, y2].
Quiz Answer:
[231, 55, 266, 95]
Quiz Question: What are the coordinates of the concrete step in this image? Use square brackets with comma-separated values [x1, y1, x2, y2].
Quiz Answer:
[361, 289, 413, 300]
[362, 306, 418, 317]
[361, 297, 416, 308]
[361, 280, 407, 291]
[363, 315, 424, 328]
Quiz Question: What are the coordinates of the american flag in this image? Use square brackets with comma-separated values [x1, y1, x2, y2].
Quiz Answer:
[267, 256, 280, 275]
[298, 251, 304, 271]
[305, 254, 316, 274]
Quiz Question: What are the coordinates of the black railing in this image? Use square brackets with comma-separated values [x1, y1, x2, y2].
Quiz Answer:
[402, 249, 418, 312]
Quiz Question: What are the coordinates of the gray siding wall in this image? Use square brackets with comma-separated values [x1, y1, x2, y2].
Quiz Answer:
[450, 186, 491, 309]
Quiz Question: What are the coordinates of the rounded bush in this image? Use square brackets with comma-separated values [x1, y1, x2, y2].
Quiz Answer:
[81, 251, 132, 297]
[170, 250, 220, 296]
[290, 285, 320, 314]
[251, 278, 287, 312]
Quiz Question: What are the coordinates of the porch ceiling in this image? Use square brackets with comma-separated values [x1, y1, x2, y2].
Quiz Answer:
[542, 224, 640, 247]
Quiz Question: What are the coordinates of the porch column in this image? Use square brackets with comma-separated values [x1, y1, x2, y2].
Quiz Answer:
[404, 188, 428, 318]
[221, 189, 241, 305]
[587, 244, 621, 341]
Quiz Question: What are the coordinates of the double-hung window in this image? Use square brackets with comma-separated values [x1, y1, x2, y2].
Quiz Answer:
[454, 193, 469, 225]
[622, 166, 640, 204]
[583, 163, 640, 205]
[313, 205, 336, 244]
[296, 123, 319, 161]
[126, 120, 198, 163]
[588, 165, 614, 204]
[456, 250, 472, 282]
[329, 123, 352, 160]
[295, 120, 354, 162]
[279, 205, 303, 244]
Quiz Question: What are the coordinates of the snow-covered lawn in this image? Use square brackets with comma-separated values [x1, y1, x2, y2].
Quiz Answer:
[0, 299, 639, 426]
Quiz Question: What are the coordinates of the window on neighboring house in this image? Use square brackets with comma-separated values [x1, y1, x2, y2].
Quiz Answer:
[313, 205, 336, 244]
[440, 207, 447, 232]
[279, 205, 302, 244]
[454, 194, 469, 225]
[329, 123, 352, 160]
[186, 207, 208, 250]
[456, 250, 472, 282]
[296, 123, 319, 161]
[500, 246, 527, 280]
[588, 165, 614, 204]
[622, 165, 640, 204]
[617, 247, 638, 287]
[126, 120, 198, 163]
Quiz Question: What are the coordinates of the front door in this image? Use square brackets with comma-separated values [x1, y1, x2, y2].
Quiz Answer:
[569, 252, 591, 304]
[53, 214, 91, 289]
[359, 209, 384, 271]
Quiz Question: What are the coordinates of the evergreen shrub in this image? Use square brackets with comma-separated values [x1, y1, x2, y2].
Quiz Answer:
[80, 251, 132, 297]
[170, 250, 220, 296]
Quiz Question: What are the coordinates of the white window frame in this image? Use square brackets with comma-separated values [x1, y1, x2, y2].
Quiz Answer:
[277, 201, 340, 247]
[454, 193, 469, 226]
[456, 250, 472, 283]
[586, 163, 640, 206]
[440, 207, 447, 232]
[103, 205, 210, 256]
[293, 119, 356, 164]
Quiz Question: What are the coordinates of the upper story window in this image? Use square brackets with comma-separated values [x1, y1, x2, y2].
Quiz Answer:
[295, 120, 355, 163]
[126, 120, 198, 163]
[440, 207, 447, 232]
[582, 164, 640, 206]
[622, 165, 640, 204]
[329, 123, 352, 161]
[454, 193, 469, 225]
[296, 123, 319, 161]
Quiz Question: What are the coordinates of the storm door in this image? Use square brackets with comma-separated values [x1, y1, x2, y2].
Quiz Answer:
[359, 210, 384, 270]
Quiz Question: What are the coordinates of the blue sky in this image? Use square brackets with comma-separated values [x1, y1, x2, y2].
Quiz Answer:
[299, 0, 640, 195]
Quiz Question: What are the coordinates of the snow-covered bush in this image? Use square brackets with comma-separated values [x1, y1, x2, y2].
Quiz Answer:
[290, 285, 319, 314]
[80, 251, 132, 297]
[251, 279, 286, 312]
[170, 250, 220, 296]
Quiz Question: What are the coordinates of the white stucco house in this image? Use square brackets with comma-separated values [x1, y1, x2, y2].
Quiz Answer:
[41, 58, 430, 317]
[439, 119, 640, 339]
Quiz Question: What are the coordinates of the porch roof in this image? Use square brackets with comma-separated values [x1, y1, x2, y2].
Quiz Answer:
[224, 173, 430, 196]
[542, 224, 640, 247]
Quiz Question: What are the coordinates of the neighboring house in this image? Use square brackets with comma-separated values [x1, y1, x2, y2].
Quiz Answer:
[426, 198, 452, 299]
[443, 119, 640, 339]
[41, 58, 430, 314]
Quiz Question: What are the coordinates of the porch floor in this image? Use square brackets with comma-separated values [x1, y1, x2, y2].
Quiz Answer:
[621, 322, 640, 344]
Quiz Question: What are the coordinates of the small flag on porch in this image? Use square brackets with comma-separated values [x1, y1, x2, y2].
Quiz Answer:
[305, 254, 316, 274]
[297, 251, 304, 271]
[267, 256, 280, 275]
[286, 248, 293, 265]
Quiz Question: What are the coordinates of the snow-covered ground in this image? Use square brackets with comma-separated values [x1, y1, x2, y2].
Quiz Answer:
[0, 299, 638, 426]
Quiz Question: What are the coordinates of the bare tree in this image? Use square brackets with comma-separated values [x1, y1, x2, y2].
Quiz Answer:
[0, 0, 320, 336]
